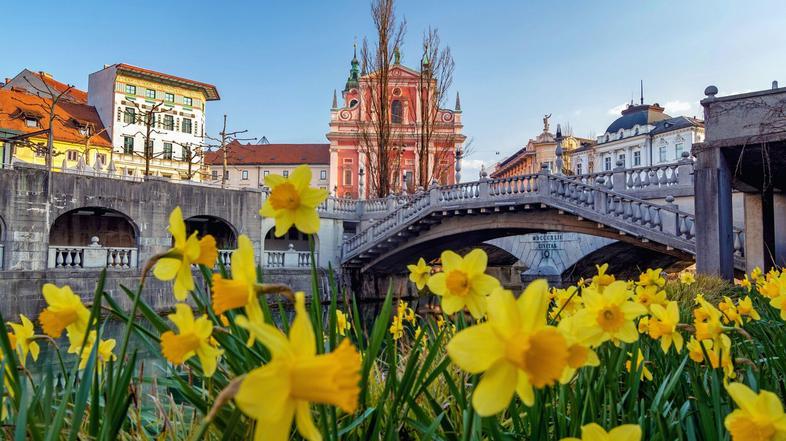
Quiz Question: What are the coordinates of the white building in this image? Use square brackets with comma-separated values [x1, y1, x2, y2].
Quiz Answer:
[571, 102, 704, 174]
[88, 64, 220, 180]
[204, 140, 330, 190]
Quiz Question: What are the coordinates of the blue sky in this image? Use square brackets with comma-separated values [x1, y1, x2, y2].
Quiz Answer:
[4, 0, 785, 178]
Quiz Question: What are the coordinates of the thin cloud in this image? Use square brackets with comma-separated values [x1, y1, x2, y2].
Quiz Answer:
[664, 100, 693, 114]
[607, 103, 627, 115]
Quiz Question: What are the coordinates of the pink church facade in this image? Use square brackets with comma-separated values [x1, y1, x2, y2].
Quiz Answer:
[326, 50, 465, 199]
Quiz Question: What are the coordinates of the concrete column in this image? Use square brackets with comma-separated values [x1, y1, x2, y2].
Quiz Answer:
[743, 190, 776, 272]
[694, 146, 734, 279]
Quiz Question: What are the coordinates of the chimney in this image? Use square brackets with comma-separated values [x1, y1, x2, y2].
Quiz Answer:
[773, 80, 779, 90]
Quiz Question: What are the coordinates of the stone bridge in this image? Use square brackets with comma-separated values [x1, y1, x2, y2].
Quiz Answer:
[340, 165, 747, 274]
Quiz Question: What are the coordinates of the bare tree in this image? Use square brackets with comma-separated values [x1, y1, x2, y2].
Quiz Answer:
[204, 115, 249, 188]
[77, 123, 108, 166]
[417, 27, 455, 188]
[168, 140, 206, 180]
[357, 0, 406, 198]
[5, 78, 75, 195]
[121, 100, 170, 177]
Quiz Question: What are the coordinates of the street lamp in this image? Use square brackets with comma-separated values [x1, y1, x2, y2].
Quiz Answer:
[358, 168, 365, 200]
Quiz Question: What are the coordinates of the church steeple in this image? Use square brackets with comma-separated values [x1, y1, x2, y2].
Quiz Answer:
[332, 89, 338, 109]
[344, 44, 360, 92]
[455, 91, 461, 112]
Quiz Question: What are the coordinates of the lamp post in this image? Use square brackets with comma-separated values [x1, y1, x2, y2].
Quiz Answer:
[358, 168, 365, 200]
[455, 146, 463, 183]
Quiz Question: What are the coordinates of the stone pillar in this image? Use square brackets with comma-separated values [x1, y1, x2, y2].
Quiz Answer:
[694, 146, 734, 279]
[743, 189, 776, 273]
[612, 160, 626, 191]
[676, 152, 693, 186]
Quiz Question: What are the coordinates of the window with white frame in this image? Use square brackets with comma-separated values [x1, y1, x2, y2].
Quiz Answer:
[183, 97, 193, 106]
[604, 156, 612, 171]
[242, 170, 249, 180]
[283, 170, 289, 178]
[618, 154, 626, 167]
[163, 142, 173, 160]
[212, 170, 218, 180]
[320, 170, 327, 180]
[146, 89, 156, 99]
[263, 170, 269, 177]
[125, 84, 136, 95]
[675, 142, 684, 160]
[576, 162, 582, 175]
[633, 150, 641, 166]
[66, 150, 79, 161]
[659, 146, 667, 163]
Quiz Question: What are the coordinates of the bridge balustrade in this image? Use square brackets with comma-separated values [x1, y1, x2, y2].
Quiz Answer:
[48, 246, 138, 269]
[264, 250, 316, 268]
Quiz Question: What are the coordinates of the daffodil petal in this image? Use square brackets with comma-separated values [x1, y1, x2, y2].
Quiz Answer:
[487, 288, 520, 339]
[462, 248, 488, 274]
[295, 401, 322, 441]
[517, 279, 549, 332]
[236, 361, 292, 423]
[289, 293, 316, 357]
[264, 173, 286, 189]
[440, 250, 462, 271]
[607, 424, 642, 440]
[427, 273, 447, 296]
[446, 323, 505, 373]
[300, 187, 329, 208]
[294, 206, 320, 235]
[289, 165, 312, 191]
[472, 360, 517, 416]
[153, 257, 181, 281]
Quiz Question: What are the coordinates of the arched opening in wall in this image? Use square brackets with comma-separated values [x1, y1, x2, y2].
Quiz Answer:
[263, 227, 319, 268]
[185, 215, 238, 269]
[48, 207, 138, 269]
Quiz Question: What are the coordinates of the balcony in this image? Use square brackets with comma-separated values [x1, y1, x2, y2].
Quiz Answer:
[48, 245, 138, 269]
[264, 245, 316, 268]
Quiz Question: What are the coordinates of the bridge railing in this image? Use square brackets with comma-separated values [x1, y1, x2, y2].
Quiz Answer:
[263, 250, 316, 268]
[571, 156, 693, 193]
[48, 246, 139, 269]
[342, 166, 745, 266]
[0, 244, 4, 269]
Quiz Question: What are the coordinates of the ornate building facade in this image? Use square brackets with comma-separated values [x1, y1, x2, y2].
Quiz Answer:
[326, 49, 465, 198]
[570, 101, 704, 174]
[491, 116, 594, 179]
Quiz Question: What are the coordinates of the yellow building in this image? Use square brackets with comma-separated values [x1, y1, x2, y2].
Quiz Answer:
[0, 86, 113, 169]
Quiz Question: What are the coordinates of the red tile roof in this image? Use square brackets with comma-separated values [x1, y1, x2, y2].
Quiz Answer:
[204, 140, 330, 165]
[113, 64, 220, 101]
[35, 72, 88, 103]
[0, 88, 111, 147]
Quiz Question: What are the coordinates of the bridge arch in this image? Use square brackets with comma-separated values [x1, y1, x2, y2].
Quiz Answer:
[184, 215, 238, 250]
[353, 208, 693, 273]
[49, 207, 139, 248]
[560, 241, 693, 283]
[48, 207, 139, 269]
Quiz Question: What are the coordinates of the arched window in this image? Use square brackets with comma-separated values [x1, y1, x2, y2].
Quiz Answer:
[391, 100, 402, 124]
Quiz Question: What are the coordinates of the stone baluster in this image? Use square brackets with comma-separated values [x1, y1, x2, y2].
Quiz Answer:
[660, 195, 679, 236]
[593, 177, 608, 214]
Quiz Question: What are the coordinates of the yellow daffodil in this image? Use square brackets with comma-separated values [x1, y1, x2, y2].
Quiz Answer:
[396, 301, 416, 324]
[680, 272, 696, 285]
[760, 272, 786, 299]
[724, 382, 786, 441]
[259, 164, 329, 237]
[8, 314, 39, 366]
[427, 249, 500, 319]
[637, 316, 650, 334]
[737, 296, 760, 322]
[336, 309, 351, 336]
[561, 423, 642, 441]
[625, 349, 652, 381]
[160, 303, 222, 377]
[590, 264, 615, 290]
[688, 335, 735, 379]
[769, 294, 786, 321]
[687, 336, 706, 363]
[389, 315, 404, 340]
[446, 282, 569, 415]
[751, 266, 764, 283]
[211, 235, 265, 330]
[549, 286, 582, 321]
[407, 258, 432, 290]
[648, 301, 683, 354]
[736, 275, 752, 291]
[719, 296, 742, 326]
[71, 332, 116, 371]
[38, 284, 90, 342]
[694, 298, 724, 342]
[634, 285, 668, 311]
[637, 268, 665, 289]
[573, 281, 647, 347]
[557, 315, 599, 383]
[154, 207, 218, 301]
[235, 292, 361, 441]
